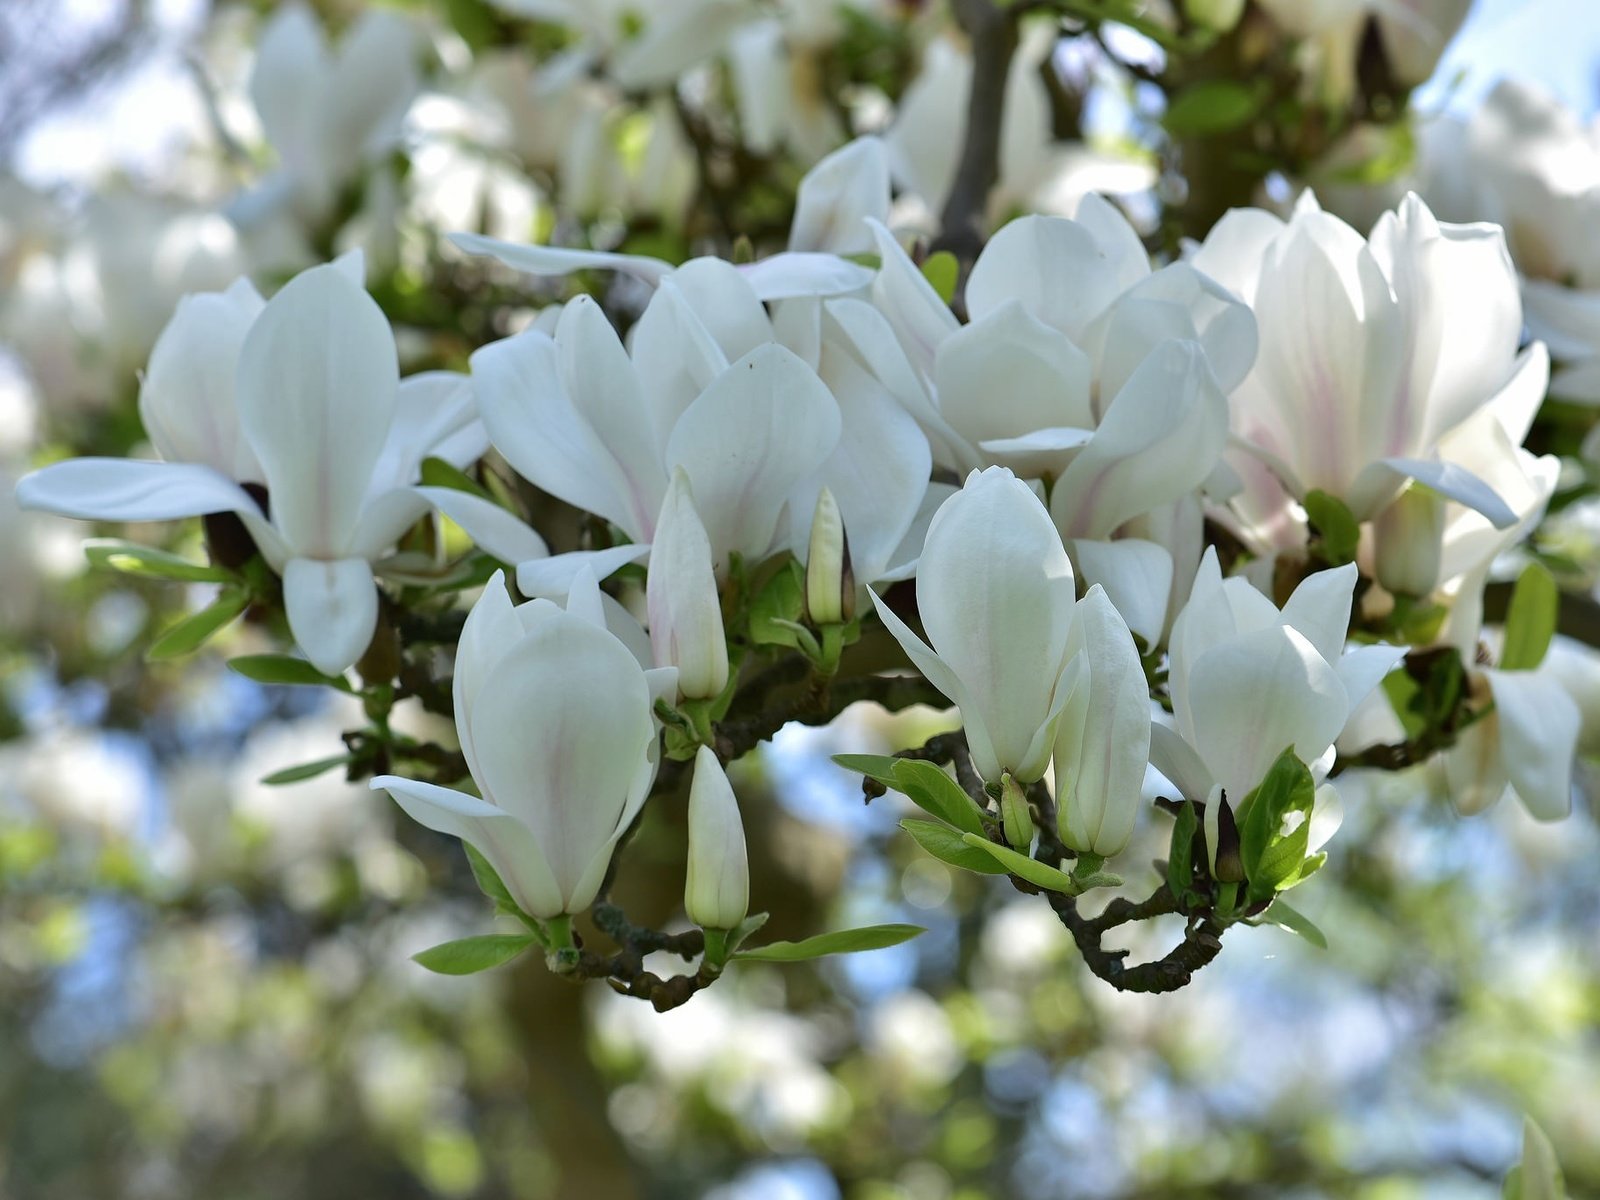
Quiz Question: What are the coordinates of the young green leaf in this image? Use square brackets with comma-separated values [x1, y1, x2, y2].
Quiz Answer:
[260, 755, 353, 786]
[419, 455, 493, 501]
[1303, 490, 1361, 566]
[412, 933, 537, 975]
[891, 760, 988, 835]
[84, 539, 232, 583]
[748, 558, 808, 649]
[831, 753, 902, 789]
[1163, 80, 1263, 135]
[920, 251, 959, 304]
[1259, 898, 1328, 949]
[1499, 561, 1558, 672]
[725, 911, 770, 955]
[146, 588, 252, 662]
[732, 923, 924, 962]
[463, 842, 521, 914]
[1237, 747, 1317, 898]
[227, 653, 353, 691]
[901, 819, 1008, 874]
[1167, 798, 1199, 904]
[959, 834, 1080, 893]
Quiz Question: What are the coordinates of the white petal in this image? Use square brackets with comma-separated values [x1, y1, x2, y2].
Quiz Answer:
[371, 774, 563, 919]
[516, 545, 650, 596]
[868, 587, 991, 775]
[647, 471, 729, 699]
[236, 262, 398, 558]
[1364, 456, 1518, 529]
[790, 136, 891, 256]
[1278, 562, 1358, 664]
[14, 459, 263, 523]
[1335, 644, 1408, 712]
[1069, 537, 1172, 651]
[448, 231, 675, 283]
[1485, 669, 1579, 821]
[282, 556, 378, 674]
[324, 9, 418, 165]
[1188, 625, 1349, 802]
[967, 211, 1145, 341]
[249, 4, 328, 169]
[665, 343, 841, 569]
[417, 486, 549, 565]
[737, 252, 875, 300]
[1148, 721, 1216, 802]
[865, 218, 959, 380]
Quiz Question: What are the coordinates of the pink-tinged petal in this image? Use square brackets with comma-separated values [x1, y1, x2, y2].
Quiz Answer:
[467, 611, 654, 910]
[666, 343, 841, 570]
[371, 774, 563, 919]
[1052, 340, 1229, 539]
[448, 230, 674, 283]
[416, 486, 548, 566]
[281, 556, 378, 674]
[15, 459, 263, 523]
[236, 262, 398, 559]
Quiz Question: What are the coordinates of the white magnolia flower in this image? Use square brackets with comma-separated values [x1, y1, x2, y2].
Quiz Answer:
[1443, 665, 1579, 822]
[685, 745, 750, 930]
[1154, 548, 1406, 806]
[15, 256, 510, 674]
[373, 570, 676, 919]
[1253, 0, 1470, 101]
[841, 196, 1249, 643]
[870, 467, 1080, 785]
[241, 3, 420, 226]
[1193, 191, 1547, 550]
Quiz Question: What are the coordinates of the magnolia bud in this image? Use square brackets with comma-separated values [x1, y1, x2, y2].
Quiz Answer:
[805, 487, 855, 626]
[648, 469, 729, 700]
[1374, 484, 1445, 598]
[1204, 784, 1244, 883]
[685, 745, 749, 930]
[1000, 772, 1035, 850]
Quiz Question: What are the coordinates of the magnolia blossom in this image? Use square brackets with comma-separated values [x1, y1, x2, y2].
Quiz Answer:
[1154, 548, 1406, 807]
[1194, 192, 1547, 561]
[871, 467, 1080, 785]
[1444, 666, 1579, 821]
[844, 194, 1250, 644]
[14, 256, 512, 674]
[233, 3, 419, 239]
[1253, 0, 1471, 102]
[373, 570, 675, 919]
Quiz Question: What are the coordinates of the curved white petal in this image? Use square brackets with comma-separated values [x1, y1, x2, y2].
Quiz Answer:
[1070, 537, 1172, 651]
[14, 459, 263, 523]
[1486, 669, 1579, 821]
[236, 262, 398, 558]
[790, 136, 891, 256]
[371, 774, 563, 919]
[738, 253, 875, 300]
[417, 486, 549, 565]
[448, 230, 674, 283]
[282, 556, 378, 674]
[517, 545, 650, 597]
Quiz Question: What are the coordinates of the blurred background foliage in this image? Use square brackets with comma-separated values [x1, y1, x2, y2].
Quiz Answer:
[2, 1, 1599, 1197]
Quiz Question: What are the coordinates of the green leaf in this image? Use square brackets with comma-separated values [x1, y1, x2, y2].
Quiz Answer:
[959, 834, 1079, 894]
[1166, 799, 1199, 904]
[901, 819, 1008, 874]
[890, 760, 987, 835]
[412, 934, 537, 975]
[1499, 561, 1558, 671]
[920, 251, 959, 304]
[726, 911, 770, 954]
[1505, 1118, 1566, 1200]
[832, 753, 902, 788]
[1259, 898, 1328, 949]
[1303, 490, 1360, 566]
[732, 923, 924, 962]
[260, 755, 353, 786]
[146, 588, 251, 661]
[1163, 80, 1263, 136]
[420, 455, 493, 501]
[463, 843, 520, 914]
[1237, 748, 1317, 899]
[84, 539, 232, 583]
[228, 654, 353, 691]
[748, 558, 808, 649]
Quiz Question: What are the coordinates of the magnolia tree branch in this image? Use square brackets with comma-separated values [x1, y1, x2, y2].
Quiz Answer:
[933, 0, 1021, 264]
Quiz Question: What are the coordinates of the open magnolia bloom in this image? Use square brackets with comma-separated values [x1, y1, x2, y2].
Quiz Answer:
[1154, 548, 1406, 808]
[373, 570, 677, 920]
[14, 255, 508, 675]
[833, 196, 1248, 644]
[1193, 191, 1547, 550]
[233, 4, 420, 233]
[870, 467, 1081, 786]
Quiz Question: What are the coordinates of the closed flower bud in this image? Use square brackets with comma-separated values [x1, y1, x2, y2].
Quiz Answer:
[648, 469, 729, 700]
[1374, 484, 1445, 598]
[685, 746, 750, 930]
[1204, 784, 1245, 883]
[805, 486, 855, 626]
[1000, 772, 1035, 850]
